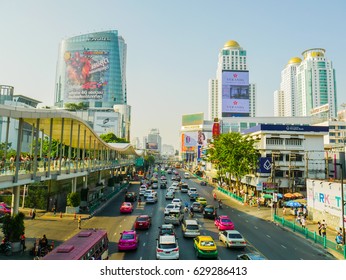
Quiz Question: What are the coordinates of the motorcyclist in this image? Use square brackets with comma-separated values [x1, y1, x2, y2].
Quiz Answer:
[213, 192, 217, 200]
[218, 199, 223, 208]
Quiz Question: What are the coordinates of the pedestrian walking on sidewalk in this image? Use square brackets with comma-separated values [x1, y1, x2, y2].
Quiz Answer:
[257, 197, 260, 210]
[318, 221, 322, 235]
[301, 217, 306, 229]
[321, 224, 327, 238]
[78, 216, 82, 229]
[32, 208, 36, 220]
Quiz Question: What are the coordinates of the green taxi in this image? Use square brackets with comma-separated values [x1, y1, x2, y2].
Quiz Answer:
[193, 236, 218, 259]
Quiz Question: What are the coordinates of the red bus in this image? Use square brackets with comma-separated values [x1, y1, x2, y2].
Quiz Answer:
[42, 229, 109, 260]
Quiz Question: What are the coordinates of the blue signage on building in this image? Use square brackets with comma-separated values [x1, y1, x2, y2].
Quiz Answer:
[258, 157, 272, 173]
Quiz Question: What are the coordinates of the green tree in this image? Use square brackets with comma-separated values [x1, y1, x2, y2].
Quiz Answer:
[64, 102, 89, 111]
[206, 132, 259, 191]
[67, 192, 81, 207]
[2, 212, 25, 242]
[100, 132, 129, 143]
[143, 155, 155, 170]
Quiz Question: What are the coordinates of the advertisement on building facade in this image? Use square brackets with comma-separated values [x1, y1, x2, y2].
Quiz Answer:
[183, 131, 198, 147]
[182, 113, 204, 126]
[307, 179, 346, 226]
[64, 50, 110, 101]
[222, 71, 249, 116]
[146, 142, 158, 150]
[93, 111, 119, 135]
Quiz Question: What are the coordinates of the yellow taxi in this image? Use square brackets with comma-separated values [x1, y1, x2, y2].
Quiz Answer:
[196, 197, 208, 207]
[193, 236, 218, 259]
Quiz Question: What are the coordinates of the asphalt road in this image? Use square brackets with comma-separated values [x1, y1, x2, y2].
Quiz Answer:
[1, 168, 336, 260]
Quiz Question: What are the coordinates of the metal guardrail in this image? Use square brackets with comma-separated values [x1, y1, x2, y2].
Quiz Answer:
[273, 214, 346, 259]
[217, 187, 244, 203]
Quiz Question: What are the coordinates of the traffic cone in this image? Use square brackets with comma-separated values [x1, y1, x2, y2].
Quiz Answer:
[60, 212, 62, 218]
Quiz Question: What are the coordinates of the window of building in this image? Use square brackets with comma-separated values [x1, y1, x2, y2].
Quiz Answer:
[266, 138, 284, 145]
[285, 139, 303, 146]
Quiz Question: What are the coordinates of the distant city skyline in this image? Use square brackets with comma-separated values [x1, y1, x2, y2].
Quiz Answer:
[0, 1, 345, 151]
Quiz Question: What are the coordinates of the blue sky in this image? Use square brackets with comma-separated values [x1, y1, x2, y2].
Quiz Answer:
[0, 0, 345, 150]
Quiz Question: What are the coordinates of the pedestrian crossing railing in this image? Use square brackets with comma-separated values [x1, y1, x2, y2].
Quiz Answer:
[217, 187, 244, 203]
[273, 214, 346, 259]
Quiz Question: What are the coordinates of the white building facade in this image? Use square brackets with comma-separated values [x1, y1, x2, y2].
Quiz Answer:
[274, 49, 337, 119]
[208, 40, 256, 120]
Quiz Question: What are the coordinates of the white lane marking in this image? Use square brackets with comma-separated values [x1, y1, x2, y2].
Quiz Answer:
[119, 225, 122, 228]
[281, 245, 287, 249]
[266, 235, 271, 238]
[143, 243, 146, 246]
[245, 220, 248, 223]
[113, 233, 117, 236]
[254, 226, 258, 229]
[300, 258, 304, 260]
[140, 257, 142, 260]
[146, 232, 149, 235]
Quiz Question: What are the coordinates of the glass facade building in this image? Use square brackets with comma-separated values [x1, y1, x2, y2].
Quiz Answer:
[54, 30, 127, 108]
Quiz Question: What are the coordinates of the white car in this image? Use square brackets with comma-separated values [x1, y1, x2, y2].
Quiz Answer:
[146, 195, 158, 204]
[156, 235, 179, 260]
[164, 203, 180, 214]
[171, 181, 179, 188]
[187, 187, 197, 196]
[184, 172, 190, 179]
[171, 198, 182, 208]
[139, 185, 147, 196]
[144, 189, 155, 198]
[165, 191, 175, 200]
[218, 230, 247, 248]
[168, 187, 176, 194]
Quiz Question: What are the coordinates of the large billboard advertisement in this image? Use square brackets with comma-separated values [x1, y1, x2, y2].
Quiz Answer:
[146, 142, 158, 150]
[222, 71, 249, 116]
[183, 131, 198, 147]
[93, 111, 119, 135]
[64, 50, 110, 101]
[182, 113, 204, 126]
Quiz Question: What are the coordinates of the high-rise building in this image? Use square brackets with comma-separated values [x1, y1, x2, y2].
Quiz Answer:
[146, 129, 161, 152]
[274, 49, 337, 119]
[54, 30, 131, 140]
[208, 40, 256, 120]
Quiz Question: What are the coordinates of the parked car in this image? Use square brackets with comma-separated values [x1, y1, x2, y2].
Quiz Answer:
[236, 253, 267, 260]
[193, 236, 218, 259]
[118, 230, 139, 251]
[203, 205, 217, 219]
[214, 215, 235, 230]
[218, 230, 246, 249]
[120, 202, 133, 214]
[181, 219, 200, 238]
[134, 215, 151, 230]
[156, 235, 179, 260]
[124, 192, 137, 202]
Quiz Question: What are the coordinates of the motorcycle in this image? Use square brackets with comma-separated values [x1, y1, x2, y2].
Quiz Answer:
[189, 210, 194, 218]
[218, 199, 223, 209]
[200, 181, 207, 186]
[0, 240, 12, 256]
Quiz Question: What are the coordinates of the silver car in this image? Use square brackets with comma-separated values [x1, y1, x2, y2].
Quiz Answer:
[181, 219, 200, 238]
[165, 191, 175, 200]
[156, 235, 179, 260]
[218, 230, 246, 248]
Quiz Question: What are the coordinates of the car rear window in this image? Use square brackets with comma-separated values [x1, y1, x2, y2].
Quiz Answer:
[221, 218, 231, 223]
[201, 241, 215, 247]
[159, 243, 177, 250]
[229, 234, 243, 239]
[137, 217, 148, 222]
[122, 234, 134, 240]
[186, 225, 199, 230]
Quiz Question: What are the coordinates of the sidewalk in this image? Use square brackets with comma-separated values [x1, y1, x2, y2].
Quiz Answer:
[213, 187, 344, 260]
